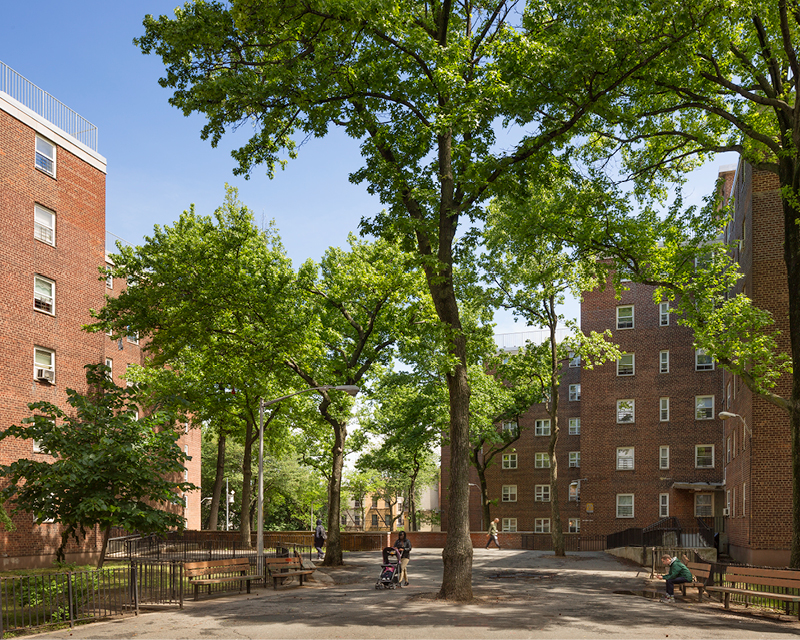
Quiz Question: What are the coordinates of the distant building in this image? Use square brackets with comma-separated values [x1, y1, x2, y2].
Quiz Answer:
[0, 61, 200, 568]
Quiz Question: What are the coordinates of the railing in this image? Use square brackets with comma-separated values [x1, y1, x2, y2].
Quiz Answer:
[0, 60, 99, 152]
[520, 534, 606, 552]
[707, 561, 800, 618]
[608, 517, 723, 549]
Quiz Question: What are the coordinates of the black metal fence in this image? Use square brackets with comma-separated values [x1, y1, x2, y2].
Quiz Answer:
[607, 517, 725, 550]
[520, 534, 607, 552]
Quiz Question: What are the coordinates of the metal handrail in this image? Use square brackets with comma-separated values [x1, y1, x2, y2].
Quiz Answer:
[0, 60, 98, 151]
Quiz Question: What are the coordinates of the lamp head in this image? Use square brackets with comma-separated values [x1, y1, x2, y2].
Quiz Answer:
[333, 384, 360, 397]
[718, 411, 737, 420]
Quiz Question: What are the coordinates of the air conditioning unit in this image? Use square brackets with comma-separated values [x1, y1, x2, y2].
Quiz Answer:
[36, 368, 55, 383]
[722, 507, 730, 517]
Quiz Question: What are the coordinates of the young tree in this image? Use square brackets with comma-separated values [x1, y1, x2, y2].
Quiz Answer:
[136, 0, 708, 597]
[0, 365, 194, 568]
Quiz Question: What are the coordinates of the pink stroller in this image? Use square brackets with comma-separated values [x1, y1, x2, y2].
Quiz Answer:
[375, 547, 402, 589]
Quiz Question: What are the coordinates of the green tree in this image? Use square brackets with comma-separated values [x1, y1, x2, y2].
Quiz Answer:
[135, 0, 703, 597]
[0, 365, 194, 568]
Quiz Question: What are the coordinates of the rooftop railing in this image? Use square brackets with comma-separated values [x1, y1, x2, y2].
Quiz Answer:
[0, 60, 98, 152]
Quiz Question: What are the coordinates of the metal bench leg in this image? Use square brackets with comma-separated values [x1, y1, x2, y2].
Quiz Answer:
[194, 584, 199, 601]
[723, 593, 730, 609]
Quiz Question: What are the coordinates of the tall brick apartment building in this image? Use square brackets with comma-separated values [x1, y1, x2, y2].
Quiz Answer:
[0, 62, 200, 569]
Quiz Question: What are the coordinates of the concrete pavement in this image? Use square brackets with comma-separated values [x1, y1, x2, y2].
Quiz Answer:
[34, 549, 800, 639]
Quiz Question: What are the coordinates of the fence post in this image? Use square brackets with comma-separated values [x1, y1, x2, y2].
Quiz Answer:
[67, 573, 75, 629]
[131, 562, 139, 616]
[1, 577, 4, 638]
[179, 562, 184, 609]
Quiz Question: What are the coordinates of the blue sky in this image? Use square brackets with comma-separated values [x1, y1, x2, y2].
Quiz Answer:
[2, 1, 736, 335]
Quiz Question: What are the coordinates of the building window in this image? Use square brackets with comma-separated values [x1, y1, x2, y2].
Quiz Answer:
[371, 514, 378, 527]
[502, 485, 517, 502]
[535, 518, 550, 533]
[535, 419, 551, 436]
[127, 329, 140, 345]
[502, 453, 517, 469]
[726, 436, 731, 463]
[354, 515, 361, 526]
[695, 445, 715, 468]
[569, 482, 580, 501]
[659, 301, 670, 326]
[569, 417, 580, 435]
[372, 497, 379, 508]
[535, 452, 550, 468]
[616, 494, 634, 518]
[616, 447, 634, 470]
[35, 135, 56, 177]
[535, 485, 550, 502]
[502, 518, 517, 532]
[384, 514, 392, 526]
[732, 429, 736, 458]
[569, 352, 581, 367]
[354, 499, 362, 508]
[726, 381, 731, 408]
[742, 483, 746, 516]
[695, 349, 715, 371]
[105, 358, 113, 378]
[34, 347, 55, 382]
[569, 384, 581, 401]
[568, 518, 580, 533]
[732, 487, 737, 518]
[695, 493, 713, 517]
[34, 276, 55, 314]
[106, 273, 113, 289]
[501, 422, 518, 436]
[695, 396, 714, 420]
[617, 353, 635, 376]
[659, 445, 670, 470]
[341, 515, 348, 526]
[616, 305, 634, 329]
[659, 493, 669, 518]
[659, 397, 669, 422]
[34, 204, 55, 245]
[659, 350, 669, 373]
[569, 451, 580, 468]
[616, 399, 635, 423]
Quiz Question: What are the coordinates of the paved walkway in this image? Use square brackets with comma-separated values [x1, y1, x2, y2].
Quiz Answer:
[35, 549, 800, 639]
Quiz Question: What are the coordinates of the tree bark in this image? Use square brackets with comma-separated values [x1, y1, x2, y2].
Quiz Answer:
[240, 419, 254, 548]
[207, 431, 227, 531]
[323, 419, 347, 566]
[96, 525, 112, 570]
[547, 309, 565, 556]
[471, 445, 490, 532]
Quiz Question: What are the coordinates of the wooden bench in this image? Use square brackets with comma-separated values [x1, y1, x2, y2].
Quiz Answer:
[264, 556, 315, 590]
[677, 562, 712, 601]
[705, 566, 800, 620]
[184, 557, 261, 601]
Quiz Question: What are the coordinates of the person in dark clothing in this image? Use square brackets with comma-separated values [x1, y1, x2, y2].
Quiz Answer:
[314, 519, 326, 560]
[485, 518, 500, 549]
[393, 530, 412, 586]
[657, 554, 693, 603]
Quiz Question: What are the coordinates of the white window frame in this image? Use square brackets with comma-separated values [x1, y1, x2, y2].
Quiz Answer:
[535, 452, 550, 469]
[569, 384, 581, 401]
[659, 493, 669, 518]
[568, 518, 580, 533]
[502, 518, 517, 533]
[733, 429, 736, 458]
[502, 485, 517, 502]
[127, 329, 140, 345]
[616, 494, 634, 518]
[34, 204, 55, 246]
[732, 486, 737, 518]
[35, 135, 56, 177]
[616, 305, 634, 329]
[617, 353, 635, 376]
[726, 436, 731, 463]
[34, 275, 55, 315]
[569, 352, 581, 367]
[695, 444, 715, 469]
[695, 395, 714, 420]
[569, 481, 580, 501]
[502, 453, 517, 469]
[616, 399, 635, 424]
[659, 350, 669, 373]
[659, 397, 669, 422]
[535, 484, 551, 502]
[695, 349, 715, 371]
[535, 419, 551, 436]
[742, 483, 746, 516]
[659, 301, 670, 326]
[34, 347, 55, 382]
[659, 445, 670, 470]
[105, 358, 113, 379]
[569, 451, 580, 468]
[569, 417, 581, 435]
[616, 447, 635, 470]
[695, 493, 713, 517]
[534, 518, 551, 533]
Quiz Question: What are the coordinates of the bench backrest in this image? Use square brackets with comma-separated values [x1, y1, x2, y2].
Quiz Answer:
[265, 557, 302, 570]
[723, 566, 800, 590]
[184, 557, 252, 578]
[686, 562, 711, 582]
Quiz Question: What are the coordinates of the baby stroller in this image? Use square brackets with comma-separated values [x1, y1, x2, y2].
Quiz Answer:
[375, 547, 402, 589]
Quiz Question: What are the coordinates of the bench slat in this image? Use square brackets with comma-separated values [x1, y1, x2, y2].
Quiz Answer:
[184, 558, 250, 570]
[721, 574, 800, 590]
[723, 567, 800, 581]
[192, 574, 261, 585]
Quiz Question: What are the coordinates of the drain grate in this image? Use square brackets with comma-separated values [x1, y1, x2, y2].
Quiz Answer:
[487, 571, 557, 581]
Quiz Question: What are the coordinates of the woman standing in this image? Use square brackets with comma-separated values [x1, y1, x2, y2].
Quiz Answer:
[394, 531, 412, 586]
[314, 519, 326, 561]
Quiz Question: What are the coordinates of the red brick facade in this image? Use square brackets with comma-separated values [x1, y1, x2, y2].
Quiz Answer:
[0, 85, 199, 568]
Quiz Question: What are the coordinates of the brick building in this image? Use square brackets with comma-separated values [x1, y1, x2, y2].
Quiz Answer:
[0, 62, 200, 568]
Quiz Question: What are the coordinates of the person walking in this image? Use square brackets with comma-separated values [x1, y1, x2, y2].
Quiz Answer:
[394, 531, 412, 586]
[657, 554, 693, 603]
[485, 518, 501, 549]
[314, 519, 327, 561]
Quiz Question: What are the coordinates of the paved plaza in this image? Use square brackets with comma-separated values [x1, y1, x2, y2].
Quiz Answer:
[35, 549, 800, 639]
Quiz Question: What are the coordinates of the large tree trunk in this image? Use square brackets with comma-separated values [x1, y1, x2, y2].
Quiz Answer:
[207, 431, 227, 531]
[322, 419, 347, 566]
[471, 447, 490, 532]
[240, 420, 254, 548]
[96, 525, 112, 569]
[547, 314, 565, 556]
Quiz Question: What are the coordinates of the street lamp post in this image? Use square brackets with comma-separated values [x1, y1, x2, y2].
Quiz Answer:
[257, 385, 359, 566]
[718, 411, 752, 438]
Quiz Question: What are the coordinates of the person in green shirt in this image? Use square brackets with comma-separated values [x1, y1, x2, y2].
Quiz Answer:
[657, 554, 693, 603]
[485, 518, 500, 549]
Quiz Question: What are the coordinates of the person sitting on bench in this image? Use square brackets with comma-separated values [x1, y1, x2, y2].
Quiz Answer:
[656, 554, 693, 603]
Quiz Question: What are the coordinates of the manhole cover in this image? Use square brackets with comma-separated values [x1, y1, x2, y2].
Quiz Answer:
[487, 571, 557, 581]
